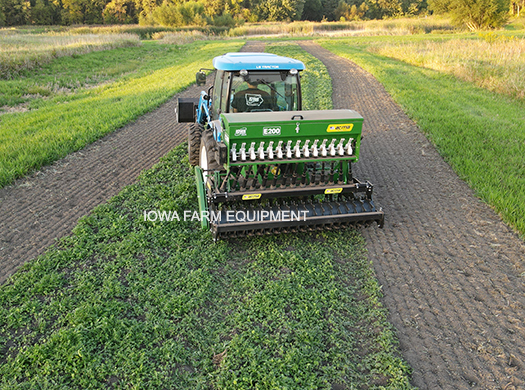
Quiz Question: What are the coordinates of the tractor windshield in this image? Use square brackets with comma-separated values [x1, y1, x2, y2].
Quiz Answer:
[229, 71, 300, 113]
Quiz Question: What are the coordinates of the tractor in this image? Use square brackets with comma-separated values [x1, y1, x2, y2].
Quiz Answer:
[177, 52, 383, 240]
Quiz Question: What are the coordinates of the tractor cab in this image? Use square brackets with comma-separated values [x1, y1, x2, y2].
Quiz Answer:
[196, 52, 305, 121]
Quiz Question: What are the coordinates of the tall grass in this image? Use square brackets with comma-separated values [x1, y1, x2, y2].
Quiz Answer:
[67, 24, 230, 39]
[369, 33, 525, 100]
[0, 33, 140, 79]
[228, 17, 455, 37]
[1, 24, 231, 40]
[152, 30, 208, 45]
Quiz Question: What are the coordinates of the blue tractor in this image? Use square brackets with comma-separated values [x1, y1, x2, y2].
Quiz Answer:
[177, 52, 383, 240]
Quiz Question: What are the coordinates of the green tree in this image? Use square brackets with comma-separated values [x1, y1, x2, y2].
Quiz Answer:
[136, 0, 161, 25]
[212, 11, 236, 25]
[0, 0, 30, 25]
[201, 0, 224, 16]
[252, 0, 305, 20]
[335, 0, 369, 19]
[152, 0, 206, 26]
[0, 3, 6, 25]
[370, 0, 402, 16]
[430, 0, 509, 29]
[61, 0, 107, 23]
[103, 0, 137, 22]
[30, 0, 62, 24]
[427, 0, 449, 12]
[400, 0, 425, 14]
[302, 0, 322, 20]
[321, 0, 339, 19]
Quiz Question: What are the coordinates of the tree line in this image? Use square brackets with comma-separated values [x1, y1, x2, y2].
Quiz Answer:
[0, 0, 517, 30]
[0, 0, 429, 27]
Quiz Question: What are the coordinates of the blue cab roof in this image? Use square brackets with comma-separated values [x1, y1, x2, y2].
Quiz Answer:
[213, 52, 305, 71]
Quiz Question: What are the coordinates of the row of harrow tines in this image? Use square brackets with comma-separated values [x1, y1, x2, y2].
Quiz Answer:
[214, 161, 354, 195]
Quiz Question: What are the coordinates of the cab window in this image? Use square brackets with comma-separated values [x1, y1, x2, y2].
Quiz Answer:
[211, 70, 224, 120]
[229, 71, 300, 113]
[220, 72, 231, 114]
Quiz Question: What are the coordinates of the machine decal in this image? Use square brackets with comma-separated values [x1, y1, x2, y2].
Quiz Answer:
[235, 127, 247, 136]
[242, 194, 262, 200]
[327, 124, 354, 132]
[325, 188, 343, 194]
[263, 127, 281, 136]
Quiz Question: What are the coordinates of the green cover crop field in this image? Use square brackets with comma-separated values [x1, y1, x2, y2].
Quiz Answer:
[0, 41, 413, 389]
[0, 146, 412, 389]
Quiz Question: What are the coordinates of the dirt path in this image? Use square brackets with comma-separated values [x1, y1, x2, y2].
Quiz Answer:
[0, 41, 265, 285]
[300, 41, 525, 389]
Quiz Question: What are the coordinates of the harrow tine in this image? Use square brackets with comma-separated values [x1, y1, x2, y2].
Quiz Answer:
[329, 161, 335, 184]
[271, 164, 281, 189]
[261, 165, 270, 189]
[290, 163, 298, 187]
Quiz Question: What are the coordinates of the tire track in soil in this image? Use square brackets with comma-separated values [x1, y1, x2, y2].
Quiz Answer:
[300, 41, 525, 390]
[0, 41, 265, 285]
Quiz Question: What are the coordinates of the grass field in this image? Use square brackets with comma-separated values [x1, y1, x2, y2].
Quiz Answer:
[319, 35, 525, 237]
[0, 39, 243, 188]
[0, 43, 412, 389]
[0, 33, 141, 79]
[368, 32, 525, 100]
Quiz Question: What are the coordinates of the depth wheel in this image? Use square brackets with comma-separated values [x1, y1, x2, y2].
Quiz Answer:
[188, 123, 202, 166]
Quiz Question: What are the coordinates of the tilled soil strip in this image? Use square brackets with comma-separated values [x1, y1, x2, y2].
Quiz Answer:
[300, 41, 525, 389]
[0, 41, 265, 284]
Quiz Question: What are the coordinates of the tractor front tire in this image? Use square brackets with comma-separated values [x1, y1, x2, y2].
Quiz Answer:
[188, 123, 202, 166]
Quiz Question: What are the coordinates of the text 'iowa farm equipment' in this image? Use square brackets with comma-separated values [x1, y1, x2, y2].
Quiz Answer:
[177, 52, 384, 240]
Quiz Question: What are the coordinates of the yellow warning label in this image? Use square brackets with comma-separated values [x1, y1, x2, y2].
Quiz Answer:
[327, 124, 354, 132]
[325, 188, 343, 194]
[242, 194, 262, 200]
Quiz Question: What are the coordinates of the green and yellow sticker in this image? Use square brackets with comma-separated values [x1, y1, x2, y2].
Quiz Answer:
[242, 194, 262, 200]
[325, 188, 343, 194]
[327, 124, 354, 132]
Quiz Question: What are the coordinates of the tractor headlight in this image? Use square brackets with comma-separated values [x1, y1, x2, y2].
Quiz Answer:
[240, 69, 248, 77]
[289, 68, 298, 75]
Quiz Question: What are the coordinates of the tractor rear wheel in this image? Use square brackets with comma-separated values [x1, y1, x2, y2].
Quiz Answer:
[188, 123, 202, 166]
[200, 129, 222, 179]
